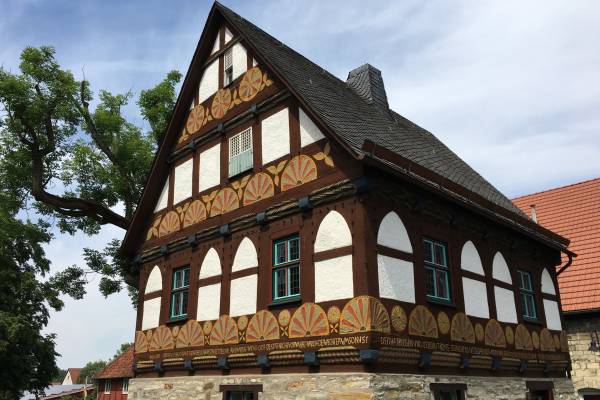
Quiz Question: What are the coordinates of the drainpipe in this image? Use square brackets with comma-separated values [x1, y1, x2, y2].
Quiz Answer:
[556, 251, 574, 276]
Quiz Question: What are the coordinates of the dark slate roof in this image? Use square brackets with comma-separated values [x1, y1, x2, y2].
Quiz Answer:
[346, 64, 389, 110]
[217, 3, 526, 217]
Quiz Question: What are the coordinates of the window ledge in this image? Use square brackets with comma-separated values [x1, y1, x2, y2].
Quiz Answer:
[166, 316, 188, 325]
[523, 317, 543, 326]
[426, 297, 456, 308]
[269, 296, 301, 308]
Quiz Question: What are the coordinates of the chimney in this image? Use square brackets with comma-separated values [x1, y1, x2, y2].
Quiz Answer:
[346, 64, 389, 110]
[530, 205, 538, 223]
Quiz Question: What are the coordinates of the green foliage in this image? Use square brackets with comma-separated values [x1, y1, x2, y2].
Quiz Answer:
[0, 190, 85, 399]
[139, 70, 182, 144]
[0, 46, 181, 303]
[77, 360, 107, 384]
[0, 45, 181, 398]
[52, 368, 67, 383]
[111, 342, 133, 361]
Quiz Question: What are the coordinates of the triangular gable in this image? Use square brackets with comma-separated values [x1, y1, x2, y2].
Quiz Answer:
[122, 2, 565, 257]
[121, 3, 343, 255]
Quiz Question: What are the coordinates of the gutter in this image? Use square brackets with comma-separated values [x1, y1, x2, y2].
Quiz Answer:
[557, 251, 574, 276]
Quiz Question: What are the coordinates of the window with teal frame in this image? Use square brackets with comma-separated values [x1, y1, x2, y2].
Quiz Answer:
[424, 238, 451, 302]
[518, 270, 538, 320]
[272, 235, 300, 302]
[170, 266, 190, 320]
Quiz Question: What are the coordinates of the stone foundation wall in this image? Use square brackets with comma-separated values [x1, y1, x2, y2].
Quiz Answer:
[128, 373, 576, 400]
[566, 315, 600, 393]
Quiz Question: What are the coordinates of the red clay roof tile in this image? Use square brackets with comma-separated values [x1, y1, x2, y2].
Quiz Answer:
[513, 177, 600, 312]
[94, 346, 134, 379]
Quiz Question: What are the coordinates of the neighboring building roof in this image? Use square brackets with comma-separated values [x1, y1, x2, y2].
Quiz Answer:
[41, 384, 94, 400]
[216, 2, 524, 218]
[513, 178, 600, 312]
[61, 368, 81, 385]
[94, 346, 134, 379]
[21, 384, 93, 400]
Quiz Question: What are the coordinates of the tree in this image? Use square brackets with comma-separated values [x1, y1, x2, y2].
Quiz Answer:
[111, 342, 133, 361]
[76, 360, 107, 384]
[52, 368, 67, 383]
[0, 189, 86, 399]
[0, 46, 180, 398]
[0, 46, 181, 303]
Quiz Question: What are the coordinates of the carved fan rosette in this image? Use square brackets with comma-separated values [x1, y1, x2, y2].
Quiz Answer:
[210, 315, 239, 345]
[238, 67, 263, 102]
[289, 303, 329, 338]
[560, 331, 569, 352]
[437, 312, 450, 335]
[553, 334, 561, 351]
[391, 305, 407, 334]
[182, 200, 207, 228]
[246, 310, 280, 342]
[484, 319, 506, 348]
[280, 155, 318, 191]
[408, 305, 438, 338]
[339, 296, 390, 334]
[243, 173, 275, 206]
[149, 326, 174, 351]
[540, 328, 555, 352]
[450, 312, 475, 343]
[176, 320, 204, 348]
[514, 324, 533, 351]
[209, 188, 239, 217]
[211, 88, 232, 119]
[135, 331, 149, 353]
[532, 330, 540, 349]
[237, 315, 248, 331]
[158, 211, 180, 237]
[186, 105, 205, 134]
[505, 326, 514, 345]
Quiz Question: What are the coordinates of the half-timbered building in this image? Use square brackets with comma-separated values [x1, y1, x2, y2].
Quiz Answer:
[122, 3, 576, 399]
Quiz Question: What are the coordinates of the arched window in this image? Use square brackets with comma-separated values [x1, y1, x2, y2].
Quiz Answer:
[492, 252, 518, 323]
[230, 238, 258, 317]
[197, 248, 222, 321]
[460, 241, 489, 318]
[141, 266, 162, 330]
[313, 211, 353, 302]
[376, 212, 415, 303]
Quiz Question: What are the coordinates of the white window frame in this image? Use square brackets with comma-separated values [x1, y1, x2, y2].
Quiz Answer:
[228, 127, 253, 177]
[122, 378, 129, 394]
[104, 379, 111, 394]
[224, 48, 233, 86]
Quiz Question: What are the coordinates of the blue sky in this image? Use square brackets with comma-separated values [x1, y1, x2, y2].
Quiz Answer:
[2, 0, 600, 368]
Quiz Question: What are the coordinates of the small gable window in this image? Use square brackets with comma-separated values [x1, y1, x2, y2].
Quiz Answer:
[224, 48, 233, 86]
[272, 235, 301, 302]
[170, 266, 190, 320]
[104, 380, 111, 394]
[424, 238, 451, 302]
[518, 270, 538, 320]
[228, 128, 253, 177]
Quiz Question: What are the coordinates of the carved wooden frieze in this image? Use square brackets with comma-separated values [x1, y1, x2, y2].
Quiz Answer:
[134, 296, 569, 366]
[146, 145, 334, 241]
[179, 67, 274, 144]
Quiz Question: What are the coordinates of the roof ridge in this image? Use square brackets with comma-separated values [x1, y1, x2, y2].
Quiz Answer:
[512, 177, 600, 201]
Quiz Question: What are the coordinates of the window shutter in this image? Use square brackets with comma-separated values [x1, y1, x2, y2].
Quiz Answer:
[229, 128, 253, 177]
[224, 48, 233, 70]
